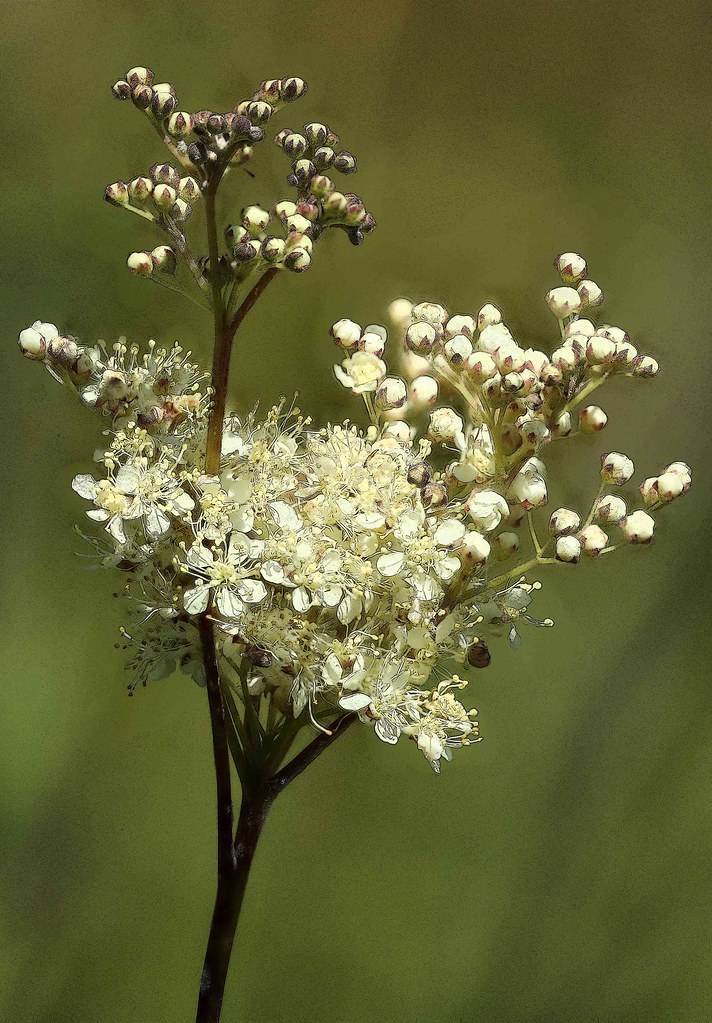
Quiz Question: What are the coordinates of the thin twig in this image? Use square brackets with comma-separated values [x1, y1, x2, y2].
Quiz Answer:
[270, 714, 357, 794]
[199, 616, 236, 875]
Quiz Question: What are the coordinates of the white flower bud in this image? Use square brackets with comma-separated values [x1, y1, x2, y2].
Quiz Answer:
[461, 530, 491, 564]
[551, 346, 578, 373]
[550, 411, 572, 438]
[595, 495, 627, 524]
[508, 470, 548, 509]
[578, 524, 608, 556]
[359, 325, 387, 357]
[170, 198, 191, 222]
[428, 407, 465, 445]
[409, 375, 439, 407]
[127, 251, 154, 276]
[126, 66, 154, 88]
[549, 507, 580, 535]
[47, 336, 79, 365]
[577, 279, 604, 308]
[405, 321, 437, 355]
[284, 247, 311, 272]
[445, 314, 475, 339]
[151, 245, 177, 274]
[128, 176, 153, 202]
[178, 176, 201, 202]
[274, 200, 297, 221]
[374, 376, 407, 411]
[388, 298, 413, 329]
[443, 334, 473, 366]
[579, 405, 608, 432]
[286, 213, 313, 236]
[555, 252, 587, 283]
[383, 421, 413, 443]
[517, 416, 550, 446]
[565, 318, 595, 339]
[621, 510, 655, 544]
[666, 462, 692, 490]
[167, 111, 194, 138]
[261, 236, 286, 263]
[330, 318, 361, 350]
[477, 304, 501, 330]
[494, 343, 525, 374]
[241, 204, 270, 235]
[466, 491, 509, 533]
[478, 322, 512, 354]
[633, 355, 659, 377]
[556, 535, 581, 563]
[639, 477, 659, 506]
[655, 471, 685, 503]
[18, 320, 58, 360]
[465, 351, 497, 382]
[152, 183, 177, 209]
[600, 451, 634, 485]
[412, 302, 447, 326]
[586, 336, 617, 364]
[546, 286, 582, 318]
[494, 531, 519, 558]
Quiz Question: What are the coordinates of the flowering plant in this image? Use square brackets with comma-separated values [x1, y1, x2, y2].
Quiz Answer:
[16, 64, 692, 1023]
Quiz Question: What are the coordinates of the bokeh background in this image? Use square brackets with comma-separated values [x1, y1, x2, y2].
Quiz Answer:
[2, 1, 711, 1020]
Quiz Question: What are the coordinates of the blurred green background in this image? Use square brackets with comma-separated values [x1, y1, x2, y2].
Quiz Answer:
[2, 1, 711, 1020]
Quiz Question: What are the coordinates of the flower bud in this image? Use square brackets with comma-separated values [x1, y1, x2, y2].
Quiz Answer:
[130, 81, 155, 110]
[494, 531, 519, 558]
[334, 150, 357, 174]
[234, 240, 261, 263]
[555, 252, 587, 283]
[666, 462, 692, 491]
[47, 336, 79, 365]
[178, 176, 201, 202]
[261, 236, 286, 263]
[556, 535, 581, 563]
[551, 345, 577, 373]
[578, 279, 604, 308]
[577, 524, 608, 556]
[412, 302, 447, 327]
[463, 352, 495, 383]
[290, 159, 316, 188]
[405, 321, 437, 355]
[621, 510, 655, 544]
[384, 421, 413, 444]
[360, 329, 386, 357]
[639, 477, 659, 506]
[443, 334, 473, 365]
[151, 245, 177, 274]
[304, 121, 329, 147]
[632, 355, 659, 377]
[462, 530, 491, 564]
[247, 100, 273, 124]
[286, 213, 313, 236]
[104, 181, 129, 206]
[550, 411, 572, 438]
[150, 162, 180, 187]
[407, 462, 431, 487]
[187, 141, 208, 165]
[388, 298, 413, 329]
[281, 77, 308, 101]
[549, 507, 580, 535]
[324, 191, 348, 216]
[655, 471, 685, 503]
[225, 224, 248, 249]
[313, 146, 335, 170]
[546, 286, 582, 318]
[477, 304, 501, 330]
[284, 248, 311, 272]
[310, 174, 335, 199]
[152, 183, 177, 209]
[112, 80, 131, 100]
[330, 318, 361, 350]
[171, 199, 191, 222]
[127, 251, 154, 276]
[151, 90, 176, 119]
[600, 451, 634, 485]
[167, 111, 193, 137]
[595, 495, 627, 524]
[508, 470, 547, 509]
[375, 376, 408, 411]
[242, 204, 270, 235]
[409, 375, 439, 407]
[422, 482, 449, 508]
[579, 405, 607, 432]
[467, 640, 491, 668]
[128, 176, 153, 202]
[126, 66, 154, 88]
[466, 491, 509, 532]
[282, 132, 308, 158]
[586, 336, 616, 364]
[428, 407, 464, 444]
[445, 314, 475, 339]
[18, 321, 58, 360]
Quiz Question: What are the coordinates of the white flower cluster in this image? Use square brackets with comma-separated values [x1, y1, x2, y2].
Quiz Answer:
[17, 252, 692, 772]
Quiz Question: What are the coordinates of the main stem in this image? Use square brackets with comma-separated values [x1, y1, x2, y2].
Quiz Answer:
[195, 784, 273, 1023]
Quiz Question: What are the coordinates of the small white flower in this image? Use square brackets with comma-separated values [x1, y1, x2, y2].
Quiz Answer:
[546, 286, 582, 318]
[334, 350, 386, 393]
[182, 533, 268, 617]
[621, 510, 655, 544]
[466, 491, 509, 533]
[601, 452, 634, 486]
[577, 524, 608, 556]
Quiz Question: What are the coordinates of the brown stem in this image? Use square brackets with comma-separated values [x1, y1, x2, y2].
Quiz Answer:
[271, 714, 356, 794]
[199, 617, 235, 877]
[195, 784, 273, 1023]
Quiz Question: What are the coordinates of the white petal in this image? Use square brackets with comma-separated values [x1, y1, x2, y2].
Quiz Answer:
[216, 587, 245, 618]
[115, 466, 140, 496]
[145, 506, 170, 537]
[436, 555, 461, 581]
[337, 594, 363, 625]
[187, 543, 214, 570]
[236, 578, 268, 604]
[434, 519, 466, 547]
[86, 508, 109, 522]
[184, 585, 210, 615]
[172, 491, 195, 514]
[292, 586, 312, 613]
[269, 500, 302, 532]
[261, 560, 287, 585]
[322, 653, 344, 687]
[72, 474, 99, 500]
[377, 551, 406, 577]
[375, 718, 400, 745]
[107, 516, 127, 544]
[320, 585, 343, 607]
[227, 532, 251, 564]
[339, 692, 372, 711]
